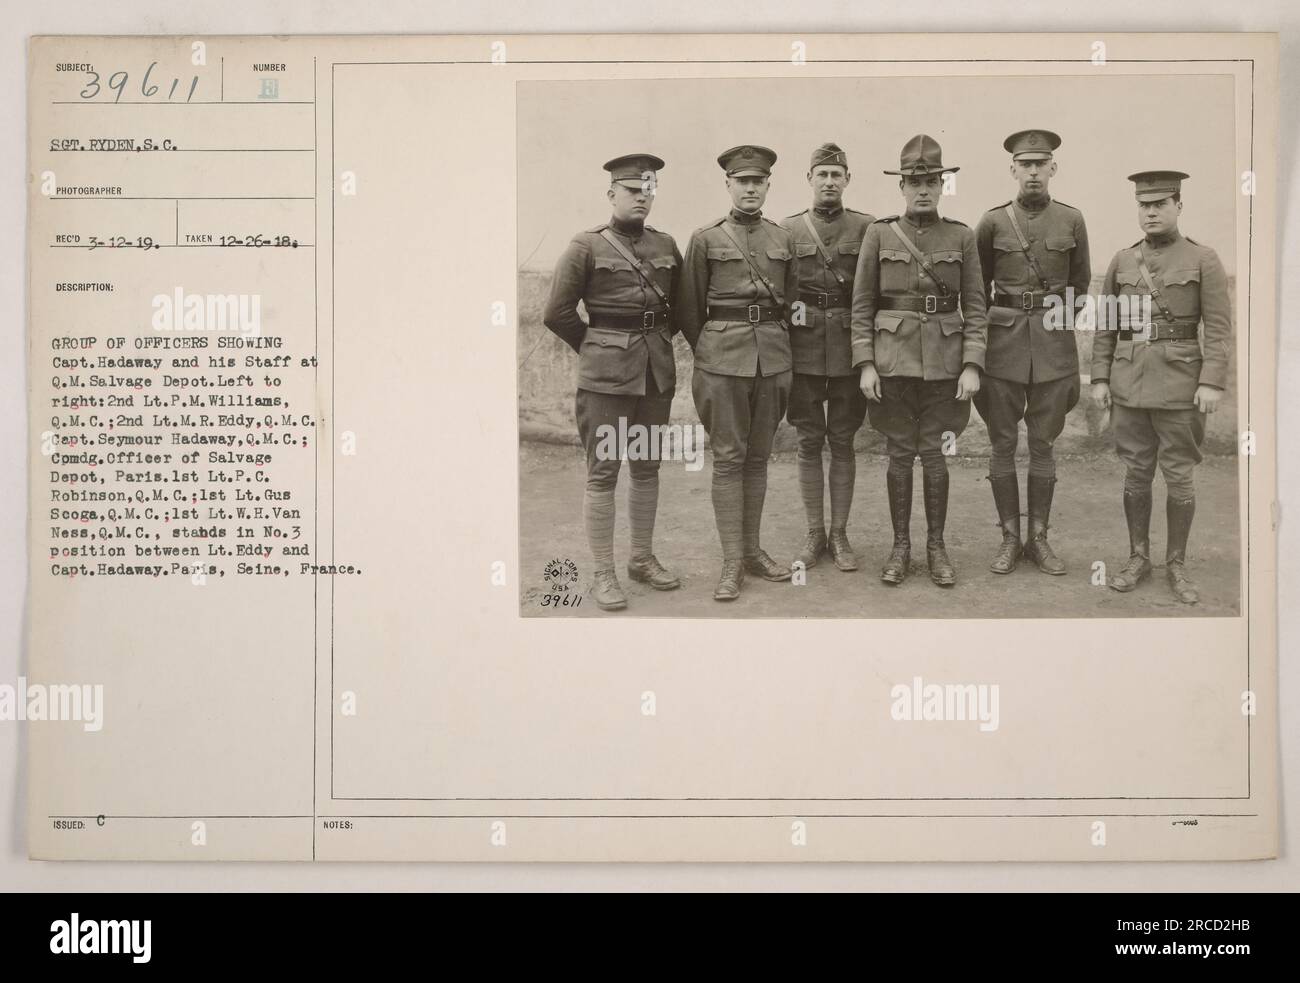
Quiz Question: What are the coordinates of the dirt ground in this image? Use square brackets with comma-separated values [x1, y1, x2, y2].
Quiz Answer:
[519, 444, 1241, 619]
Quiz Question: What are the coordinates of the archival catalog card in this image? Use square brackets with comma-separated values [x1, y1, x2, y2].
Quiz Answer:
[26, 33, 1278, 861]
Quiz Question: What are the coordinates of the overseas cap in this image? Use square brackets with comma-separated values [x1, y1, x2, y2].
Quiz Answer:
[1003, 128, 1061, 160]
[718, 145, 777, 177]
[883, 134, 958, 176]
[604, 153, 664, 188]
[809, 142, 848, 170]
[1127, 170, 1189, 203]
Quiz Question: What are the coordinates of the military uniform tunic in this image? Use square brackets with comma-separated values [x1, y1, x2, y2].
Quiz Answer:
[544, 220, 681, 396]
[679, 209, 797, 560]
[543, 218, 682, 490]
[851, 215, 987, 379]
[780, 206, 874, 377]
[973, 196, 1091, 478]
[678, 211, 797, 377]
[780, 205, 874, 493]
[975, 197, 1090, 384]
[851, 214, 988, 466]
[1091, 230, 1232, 498]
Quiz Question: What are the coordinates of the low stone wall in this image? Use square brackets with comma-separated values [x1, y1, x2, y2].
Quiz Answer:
[518, 270, 1238, 456]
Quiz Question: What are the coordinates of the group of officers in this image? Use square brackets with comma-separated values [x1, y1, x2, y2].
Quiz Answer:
[542, 131, 1233, 611]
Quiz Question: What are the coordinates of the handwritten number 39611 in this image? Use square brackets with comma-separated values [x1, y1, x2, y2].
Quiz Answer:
[80, 62, 199, 103]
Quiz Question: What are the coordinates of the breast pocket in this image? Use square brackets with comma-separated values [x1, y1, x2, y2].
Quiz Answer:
[649, 254, 677, 297]
[835, 239, 861, 282]
[1111, 270, 1149, 331]
[793, 241, 821, 279]
[1042, 235, 1076, 282]
[930, 249, 963, 295]
[706, 245, 745, 296]
[592, 255, 636, 290]
[879, 248, 913, 293]
[1161, 268, 1201, 316]
[763, 247, 791, 301]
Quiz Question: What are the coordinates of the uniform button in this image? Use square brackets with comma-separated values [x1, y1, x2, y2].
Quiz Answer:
[750, 250, 757, 256]
[920, 315, 929, 323]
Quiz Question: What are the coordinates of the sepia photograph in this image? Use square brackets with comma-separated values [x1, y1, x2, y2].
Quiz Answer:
[517, 74, 1243, 618]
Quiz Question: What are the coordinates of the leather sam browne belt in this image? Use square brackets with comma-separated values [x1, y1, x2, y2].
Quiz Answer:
[878, 293, 960, 314]
[797, 290, 847, 310]
[707, 305, 784, 323]
[589, 310, 671, 332]
[993, 289, 1063, 310]
[1118, 321, 1200, 342]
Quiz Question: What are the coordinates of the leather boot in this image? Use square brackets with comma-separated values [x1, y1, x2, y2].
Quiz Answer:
[1108, 487, 1153, 592]
[627, 553, 681, 591]
[1165, 497, 1199, 604]
[987, 473, 1022, 575]
[880, 470, 912, 585]
[828, 528, 859, 571]
[923, 469, 956, 586]
[744, 549, 793, 582]
[713, 559, 745, 601]
[794, 528, 827, 570]
[1023, 475, 1067, 575]
[591, 568, 627, 611]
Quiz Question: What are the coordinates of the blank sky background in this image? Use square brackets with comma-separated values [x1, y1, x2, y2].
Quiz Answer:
[518, 73, 1237, 275]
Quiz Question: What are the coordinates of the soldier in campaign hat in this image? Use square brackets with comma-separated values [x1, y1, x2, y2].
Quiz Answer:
[1091, 170, 1232, 605]
[543, 153, 683, 611]
[678, 144, 800, 601]
[780, 142, 876, 574]
[851, 135, 988, 587]
[973, 129, 1092, 577]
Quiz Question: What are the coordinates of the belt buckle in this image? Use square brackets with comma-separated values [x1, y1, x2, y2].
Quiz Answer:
[642, 311, 655, 330]
[924, 295, 937, 314]
[819, 292, 831, 308]
[747, 304, 761, 323]
[1021, 290, 1034, 310]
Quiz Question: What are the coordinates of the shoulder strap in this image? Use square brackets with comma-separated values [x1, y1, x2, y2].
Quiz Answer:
[800, 212, 847, 288]
[886, 221, 950, 296]
[1002, 204, 1051, 291]
[1131, 246, 1177, 322]
[598, 228, 671, 309]
[716, 223, 786, 308]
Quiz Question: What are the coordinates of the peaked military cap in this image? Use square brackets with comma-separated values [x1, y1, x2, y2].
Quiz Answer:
[717, 145, 777, 177]
[1004, 129, 1061, 160]
[809, 142, 848, 170]
[604, 153, 664, 188]
[1127, 169, 1189, 203]
[883, 134, 958, 176]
